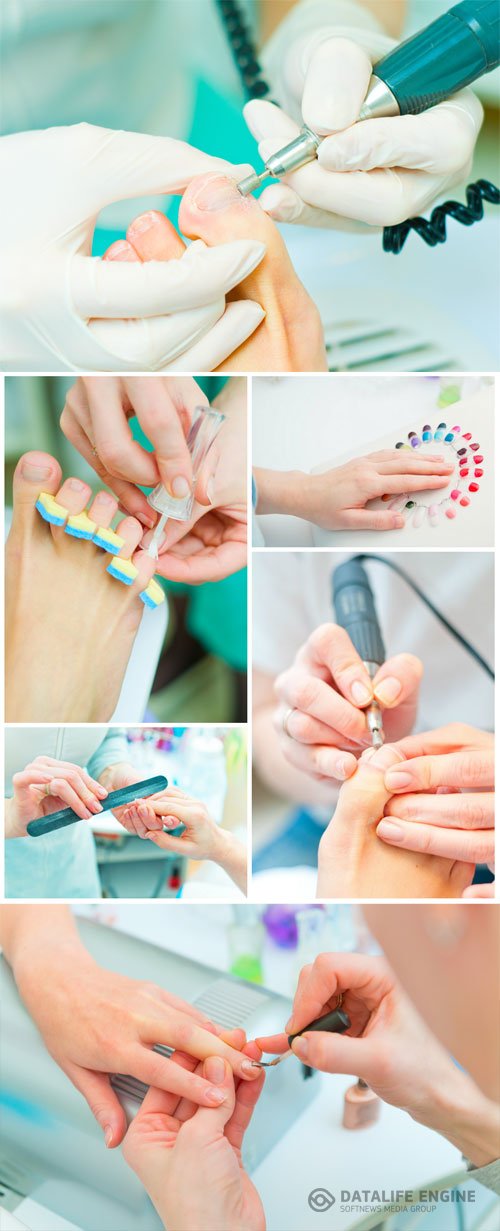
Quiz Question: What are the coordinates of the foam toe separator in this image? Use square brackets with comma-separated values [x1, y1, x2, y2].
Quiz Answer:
[92, 526, 126, 553]
[107, 556, 139, 585]
[65, 511, 97, 540]
[35, 492, 68, 526]
[140, 577, 165, 609]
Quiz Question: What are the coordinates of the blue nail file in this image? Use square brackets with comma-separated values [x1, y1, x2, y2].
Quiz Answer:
[27, 775, 168, 837]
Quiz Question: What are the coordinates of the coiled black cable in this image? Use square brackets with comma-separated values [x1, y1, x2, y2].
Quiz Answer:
[216, 0, 499, 253]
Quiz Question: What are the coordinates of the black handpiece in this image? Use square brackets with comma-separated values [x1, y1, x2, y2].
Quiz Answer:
[332, 559, 385, 747]
[26, 775, 168, 837]
[288, 1007, 351, 1046]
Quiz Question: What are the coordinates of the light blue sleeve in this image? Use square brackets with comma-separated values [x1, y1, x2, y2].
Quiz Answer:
[87, 730, 130, 780]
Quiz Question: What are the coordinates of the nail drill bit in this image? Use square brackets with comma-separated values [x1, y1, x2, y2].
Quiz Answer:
[252, 1006, 351, 1068]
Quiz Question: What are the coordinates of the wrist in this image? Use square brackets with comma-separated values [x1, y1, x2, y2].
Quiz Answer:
[411, 1065, 500, 1168]
[254, 468, 310, 517]
[5, 796, 23, 839]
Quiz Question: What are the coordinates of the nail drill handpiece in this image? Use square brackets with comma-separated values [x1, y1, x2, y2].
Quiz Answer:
[332, 560, 386, 749]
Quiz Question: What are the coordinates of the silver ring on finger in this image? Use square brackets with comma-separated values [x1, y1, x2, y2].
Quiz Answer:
[283, 708, 296, 739]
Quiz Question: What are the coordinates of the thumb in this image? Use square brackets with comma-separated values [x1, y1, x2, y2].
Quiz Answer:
[292, 1029, 377, 1078]
[67, 1065, 127, 1148]
[184, 1058, 235, 1143]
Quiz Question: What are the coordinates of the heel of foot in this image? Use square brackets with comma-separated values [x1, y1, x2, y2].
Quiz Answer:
[35, 492, 68, 526]
[65, 511, 97, 541]
[140, 577, 165, 609]
[107, 556, 138, 586]
[92, 527, 126, 553]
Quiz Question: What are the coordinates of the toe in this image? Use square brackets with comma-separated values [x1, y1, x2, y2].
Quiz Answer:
[106, 516, 144, 587]
[179, 174, 267, 246]
[104, 240, 141, 262]
[88, 490, 119, 529]
[12, 452, 63, 537]
[126, 210, 186, 261]
[52, 477, 94, 542]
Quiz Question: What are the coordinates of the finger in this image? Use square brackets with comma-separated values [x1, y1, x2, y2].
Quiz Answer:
[384, 792, 494, 830]
[280, 730, 358, 782]
[376, 457, 453, 475]
[65, 1063, 127, 1148]
[147, 831, 193, 856]
[266, 153, 447, 228]
[373, 654, 423, 711]
[376, 817, 494, 864]
[153, 539, 246, 584]
[83, 377, 159, 487]
[255, 1032, 289, 1055]
[140, 1016, 260, 1082]
[165, 299, 265, 372]
[374, 472, 452, 494]
[385, 749, 494, 793]
[463, 883, 495, 899]
[71, 240, 266, 319]
[277, 667, 369, 746]
[291, 1029, 377, 1076]
[317, 94, 483, 174]
[46, 778, 94, 820]
[288, 952, 388, 1035]
[122, 376, 202, 497]
[299, 623, 374, 712]
[388, 725, 491, 760]
[275, 705, 361, 753]
[183, 1058, 235, 1142]
[340, 507, 405, 531]
[84, 128, 253, 210]
[59, 412, 155, 527]
[302, 38, 373, 133]
[225, 1053, 265, 1152]
[133, 1048, 236, 1107]
[258, 180, 356, 229]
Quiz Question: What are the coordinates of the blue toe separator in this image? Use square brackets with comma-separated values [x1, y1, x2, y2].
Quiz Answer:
[140, 590, 157, 609]
[64, 526, 93, 540]
[35, 500, 65, 526]
[106, 563, 134, 585]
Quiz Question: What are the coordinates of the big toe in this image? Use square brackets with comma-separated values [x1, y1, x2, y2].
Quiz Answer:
[11, 452, 63, 538]
[179, 174, 271, 248]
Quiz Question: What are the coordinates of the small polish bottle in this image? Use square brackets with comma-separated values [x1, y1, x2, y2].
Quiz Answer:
[342, 1078, 380, 1129]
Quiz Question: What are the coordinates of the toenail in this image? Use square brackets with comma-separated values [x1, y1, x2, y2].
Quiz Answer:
[170, 475, 191, 497]
[22, 461, 53, 481]
[67, 479, 87, 492]
[128, 211, 162, 236]
[190, 176, 243, 212]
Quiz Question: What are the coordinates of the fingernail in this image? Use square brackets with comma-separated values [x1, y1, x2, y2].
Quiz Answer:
[137, 511, 156, 529]
[207, 1087, 226, 1105]
[21, 460, 53, 482]
[351, 681, 372, 705]
[292, 1037, 308, 1059]
[67, 478, 87, 492]
[374, 677, 402, 705]
[385, 770, 413, 791]
[128, 211, 161, 237]
[206, 1056, 226, 1084]
[392, 515, 405, 529]
[104, 1126, 113, 1147]
[377, 820, 404, 841]
[169, 475, 191, 498]
[191, 175, 242, 212]
[241, 1059, 259, 1076]
[96, 785, 108, 798]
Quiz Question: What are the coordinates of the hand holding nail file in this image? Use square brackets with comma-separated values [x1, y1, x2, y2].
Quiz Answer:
[332, 561, 385, 749]
[238, 1, 500, 194]
[252, 1007, 351, 1067]
[27, 775, 168, 837]
[146, 406, 225, 561]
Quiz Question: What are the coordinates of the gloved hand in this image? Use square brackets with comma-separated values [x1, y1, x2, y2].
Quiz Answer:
[246, 10, 483, 228]
[0, 124, 266, 370]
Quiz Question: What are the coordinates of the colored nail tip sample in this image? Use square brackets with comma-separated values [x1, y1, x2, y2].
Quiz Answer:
[408, 431, 416, 438]
[106, 557, 139, 585]
[395, 442, 404, 449]
[434, 430, 445, 439]
[139, 578, 165, 609]
[444, 433, 454, 442]
[422, 432, 432, 441]
[473, 455, 483, 463]
[422, 424, 431, 431]
[437, 422, 446, 429]
[463, 433, 472, 440]
[445, 507, 456, 519]
[428, 504, 440, 526]
[410, 437, 420, 447]
[451, 426, 461, 432]
[381, 494, 391, 502]
[92, 527, 126, 553]
[460, 497, 470, 506]
[474, 469, 484, 478]
[413, 506, 426, 528]
[470, 443, 480, 451]
[65, 511, 97, 540]
[35, 492, 68, 525]
[459, 469, 469, 477]
[469, 482, 479, 492]
[405, 500, 416, 509]
[450, 490, 460, 500]
[457, 448, 467, 455]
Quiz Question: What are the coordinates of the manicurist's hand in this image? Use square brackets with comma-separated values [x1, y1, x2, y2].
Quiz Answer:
[254, 450, 454, 531]
[2, 908, 260, 1148]
[0, 125, 264, 371]
[97, 761, 165, 832]
[274, 622, 422, 784]
[256, 951, 499, 1167]
[60, 376, 210, 527]
[123, 1051, 266, 1231]
[245, 24, 483, 228]
[5, 757, 109, 838]
[378, 725, 495, 870]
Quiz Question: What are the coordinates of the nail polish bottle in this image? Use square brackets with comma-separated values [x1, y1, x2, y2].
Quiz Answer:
[342, 1078, 380, 1129]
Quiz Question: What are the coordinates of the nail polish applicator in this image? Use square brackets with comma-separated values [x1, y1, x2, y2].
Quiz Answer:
[146, 406, 225, 560]
[252, 1006, 351, 1068]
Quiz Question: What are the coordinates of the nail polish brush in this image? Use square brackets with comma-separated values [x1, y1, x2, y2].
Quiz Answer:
[252, 1006, 351, 1068]
[146, 406, 225, 560]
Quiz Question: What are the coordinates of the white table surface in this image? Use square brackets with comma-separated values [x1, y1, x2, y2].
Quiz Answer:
[74, 907, 464, 1231]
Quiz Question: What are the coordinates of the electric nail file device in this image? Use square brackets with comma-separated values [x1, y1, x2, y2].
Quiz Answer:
[0, 919, 319, 1230]
[26, 775, 168, 837]
[238, 1, 500, 195]
[333, 560, 386, 749]
[146, 406, 225, 561]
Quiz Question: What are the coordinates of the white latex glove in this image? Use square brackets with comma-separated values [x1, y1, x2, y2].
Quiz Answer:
[0, 124, 266, 371]
[246, 5, 483, 228]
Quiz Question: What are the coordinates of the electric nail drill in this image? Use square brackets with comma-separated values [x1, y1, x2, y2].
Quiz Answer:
[146, 406, 225, 560]
[237, 0, 500, 195]
[332, 560, 385, 749]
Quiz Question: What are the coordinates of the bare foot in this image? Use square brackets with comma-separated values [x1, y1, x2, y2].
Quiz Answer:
[5, 452, 158, 722]
[104, 182, 327, 372]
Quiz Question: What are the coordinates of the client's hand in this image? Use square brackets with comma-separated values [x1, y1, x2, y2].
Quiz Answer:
[377, 725, 495, 881]
[121, 786, 247, 893]
[123, 1053, 266, 1231]
[256, 952, 498, 1168]
[317, 744, 474, 898]
[103, 180, 327, 372]
[254, 450, 454, 532]
[5, 757, 108, 838]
